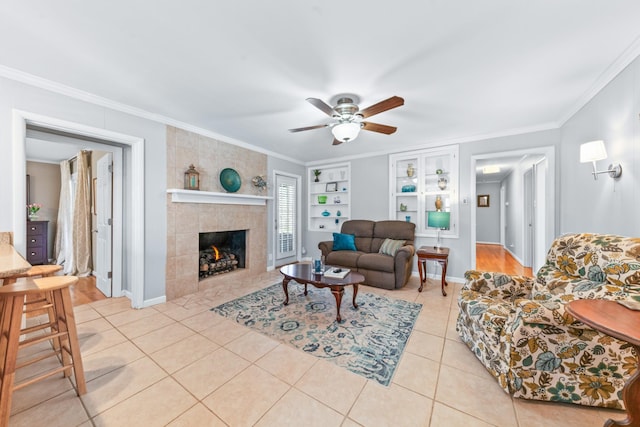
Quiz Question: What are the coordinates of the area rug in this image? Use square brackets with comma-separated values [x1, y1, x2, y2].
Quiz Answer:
[211, 283, 422, 386]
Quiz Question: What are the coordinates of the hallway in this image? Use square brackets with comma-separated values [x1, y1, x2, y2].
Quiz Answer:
[476, 243, 534, 277]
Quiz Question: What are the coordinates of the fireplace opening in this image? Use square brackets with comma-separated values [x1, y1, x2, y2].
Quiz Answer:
[199, 230, 246, 279]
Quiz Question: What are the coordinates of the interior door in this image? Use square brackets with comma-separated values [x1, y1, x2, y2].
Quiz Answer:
[96, 153, 113, 297]
[276, 174, 297, 260]
[523, 168, 534, 268]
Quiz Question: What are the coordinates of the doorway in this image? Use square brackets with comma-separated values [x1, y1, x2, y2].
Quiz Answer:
[273, 170, 301, 267]
[471, 146, 555, 273]
[12, 110, 146, 308]
[26, 133, 121, 296]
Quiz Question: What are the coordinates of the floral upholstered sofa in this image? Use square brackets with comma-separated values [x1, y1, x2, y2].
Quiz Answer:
[457, 233, 640, 409]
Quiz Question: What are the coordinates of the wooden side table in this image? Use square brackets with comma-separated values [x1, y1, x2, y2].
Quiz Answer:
[566, 299, 640, 427]
[417, 246, 449, 296]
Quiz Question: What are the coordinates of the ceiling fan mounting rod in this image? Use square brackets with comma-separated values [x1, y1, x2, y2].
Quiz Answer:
[332, 97, 360, 118]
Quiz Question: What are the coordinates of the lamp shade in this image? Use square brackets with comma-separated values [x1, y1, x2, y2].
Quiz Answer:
[427, 211, 450, 229]
[580, 140, 607, 163]
[332, 122, 360, 142]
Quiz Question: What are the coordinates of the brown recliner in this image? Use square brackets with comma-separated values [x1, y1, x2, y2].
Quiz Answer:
[318, 220, 415, 290]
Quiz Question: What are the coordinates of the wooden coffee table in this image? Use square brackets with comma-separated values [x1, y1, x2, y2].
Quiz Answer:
[279, 263, 364, 322]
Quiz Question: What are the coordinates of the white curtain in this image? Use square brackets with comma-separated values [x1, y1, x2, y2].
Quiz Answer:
[54, 159, 74, 272]
[53, 151, 92, 276]
[73, 151, 92, 276]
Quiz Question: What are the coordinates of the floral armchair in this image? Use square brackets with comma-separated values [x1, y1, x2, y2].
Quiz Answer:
[457, 233, 640, 409]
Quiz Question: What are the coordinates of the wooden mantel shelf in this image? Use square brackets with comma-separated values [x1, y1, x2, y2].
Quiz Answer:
[167, 189, 272, 206]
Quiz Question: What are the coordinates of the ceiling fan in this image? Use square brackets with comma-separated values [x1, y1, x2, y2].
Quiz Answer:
[289, 95, 404, 145]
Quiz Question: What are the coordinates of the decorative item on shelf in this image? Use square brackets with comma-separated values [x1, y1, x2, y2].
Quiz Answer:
[435, 168, 443, 175]
[334, 196, 341, 203]
[407, 163, 415, 177]
[184, 164, 200, 190]
[319, 224, 325, 229]
[335, 218, 339, 224]
[219, 168, 241, 193]
[438, 176, 448, 190]
[27, 203, 41, 221]
[435, 195, 443, 211]
[340, 170, 346, 180]
[317, 195, 327, 204]
[400, 203, 407, 212]
[313, 169, 321, 182]
[251, 175, 267, 191]
[329, 173, 334, 180]
[405, 215, 411, 222]
[326, 182, 338, 192]
[342, 187, 347, 192]
[336, 210, 342, 217]
[401, 184, 416, 193]
[322, 210, 330, 217]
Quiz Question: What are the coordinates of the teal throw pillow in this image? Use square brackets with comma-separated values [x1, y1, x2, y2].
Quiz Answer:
[333, 233, 357, 251]
[379, 238, 405, 256]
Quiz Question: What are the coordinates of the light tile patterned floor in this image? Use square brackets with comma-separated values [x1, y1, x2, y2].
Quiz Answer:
[9, 271, 624, 426]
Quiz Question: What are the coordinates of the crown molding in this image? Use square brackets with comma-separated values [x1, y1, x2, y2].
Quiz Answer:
[558, 36, 640, 126]
[0, 65, 305, 166]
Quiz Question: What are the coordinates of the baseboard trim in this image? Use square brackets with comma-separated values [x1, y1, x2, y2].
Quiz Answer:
[141, 295, 166, 308]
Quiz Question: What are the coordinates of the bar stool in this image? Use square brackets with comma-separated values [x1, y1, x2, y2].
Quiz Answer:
[0, 276, 86, 426]
[2, 264, 63, 286]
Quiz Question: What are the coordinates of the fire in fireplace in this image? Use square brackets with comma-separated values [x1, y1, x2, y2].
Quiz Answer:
[199, 230, 246, 279]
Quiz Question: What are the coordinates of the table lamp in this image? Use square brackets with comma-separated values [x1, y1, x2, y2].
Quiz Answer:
[427, 211, 450, 250]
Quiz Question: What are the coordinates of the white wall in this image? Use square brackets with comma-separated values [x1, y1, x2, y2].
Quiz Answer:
[559, 55, 640, 236]
[0, 76, 167, 303]
[303, 129, 560, 280]
[476, 182, 500, 244]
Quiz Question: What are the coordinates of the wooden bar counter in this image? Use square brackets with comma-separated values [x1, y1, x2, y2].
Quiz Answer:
[0, 243, 31, 282]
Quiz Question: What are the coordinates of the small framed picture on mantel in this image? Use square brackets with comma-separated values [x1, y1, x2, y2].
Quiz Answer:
[477, 194, 490, 208]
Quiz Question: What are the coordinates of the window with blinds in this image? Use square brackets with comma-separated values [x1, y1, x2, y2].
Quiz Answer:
[276, 175, 296, 259]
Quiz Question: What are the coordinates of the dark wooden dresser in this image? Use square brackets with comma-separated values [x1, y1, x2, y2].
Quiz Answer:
[26, 220, 48, 265]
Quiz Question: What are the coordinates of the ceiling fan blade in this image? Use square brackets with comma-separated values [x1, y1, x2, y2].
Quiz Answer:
[359, 96, 404, 118]
[332, 138, 343, 145]
[306, 98, 334, 116]
[288, 124, 328, 133]
[361, 121, 398, 135]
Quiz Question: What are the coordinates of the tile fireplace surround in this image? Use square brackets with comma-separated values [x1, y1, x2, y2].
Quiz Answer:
[166, 127, 268, 300]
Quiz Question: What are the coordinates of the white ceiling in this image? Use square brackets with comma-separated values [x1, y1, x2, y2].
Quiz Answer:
[3, 1, 640, 164]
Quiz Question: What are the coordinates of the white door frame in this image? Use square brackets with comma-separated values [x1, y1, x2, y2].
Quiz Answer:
[272, 169, 301, 267]
[523, 168, 534, 268]
[12, 109, 145, 308]
[470, 146, 555, 270]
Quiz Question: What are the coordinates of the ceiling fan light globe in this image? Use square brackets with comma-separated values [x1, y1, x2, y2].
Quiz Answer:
[332, 122, 360, 142]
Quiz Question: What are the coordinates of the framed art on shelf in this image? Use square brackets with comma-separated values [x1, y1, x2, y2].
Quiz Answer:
[326, 182, 338, 192]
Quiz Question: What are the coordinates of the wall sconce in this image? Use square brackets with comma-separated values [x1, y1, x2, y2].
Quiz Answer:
[579, 140, 622, 180]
